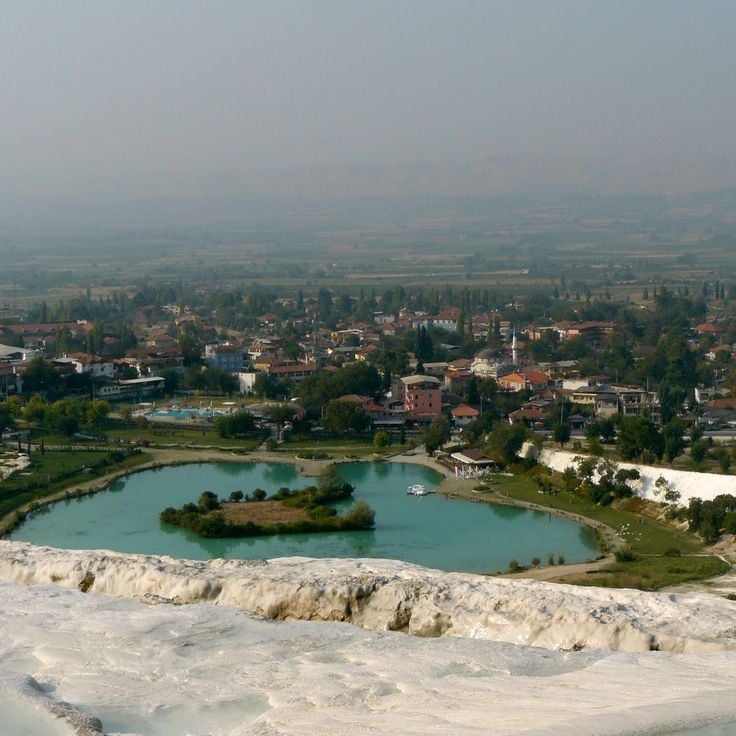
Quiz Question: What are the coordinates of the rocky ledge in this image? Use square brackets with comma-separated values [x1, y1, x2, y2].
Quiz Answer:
[1, 540, 734, 654]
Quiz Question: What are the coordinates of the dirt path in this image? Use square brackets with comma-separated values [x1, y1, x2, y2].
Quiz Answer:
[143, 446, 332, 476]
[502, 558, 615, 582]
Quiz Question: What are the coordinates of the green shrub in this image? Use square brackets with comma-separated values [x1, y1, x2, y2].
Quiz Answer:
[342, 500, 375, 530]
[614, 548, 637, 562]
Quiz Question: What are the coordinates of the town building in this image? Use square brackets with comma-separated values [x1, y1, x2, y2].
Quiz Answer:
[95, 376, 165, 400]
[0, 364, 23, 396]
[470, 349, 515, 379]
[400, 375, 442, 418]
[0, 344, 42, 363]
[451, 404, 480, 427]
[205, 343, 244, 373]
[64, 353, 115, 379]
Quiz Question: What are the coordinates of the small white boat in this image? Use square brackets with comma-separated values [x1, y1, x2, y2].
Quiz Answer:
[407, 484, 429, 496]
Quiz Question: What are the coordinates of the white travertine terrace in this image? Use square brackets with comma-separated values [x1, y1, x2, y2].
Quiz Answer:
[2, 542, 736, 735]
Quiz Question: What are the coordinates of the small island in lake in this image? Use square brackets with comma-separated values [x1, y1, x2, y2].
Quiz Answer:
[160, 466, 375, 538]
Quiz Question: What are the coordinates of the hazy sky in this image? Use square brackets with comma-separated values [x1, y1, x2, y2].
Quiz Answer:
[2, 1, 735, 200]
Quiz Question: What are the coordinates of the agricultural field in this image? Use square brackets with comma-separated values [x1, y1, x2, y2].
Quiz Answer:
[2, 189, 736, 309]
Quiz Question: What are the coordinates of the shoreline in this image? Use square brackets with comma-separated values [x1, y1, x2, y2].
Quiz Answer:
[0, 446, 346, 536]
[383, 448, 621, 579]
[0, 446, 623, 581]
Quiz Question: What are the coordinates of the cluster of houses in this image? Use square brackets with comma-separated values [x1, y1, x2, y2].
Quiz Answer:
[0, 319, 174, 401]
[1, 306, 734, 433]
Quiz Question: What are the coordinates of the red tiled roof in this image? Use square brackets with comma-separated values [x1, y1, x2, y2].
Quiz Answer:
[448, 358, 472, 370]
[509, 407, 545, 420]
[697, 323, 725, 334]
[269, 363, 317, 375]
[336, 394, 370, 404]
[499, 372, 526, 384]
[452, 404, 480, 417]
[5, 321, 93, 335]
[523, 370, 549, 385]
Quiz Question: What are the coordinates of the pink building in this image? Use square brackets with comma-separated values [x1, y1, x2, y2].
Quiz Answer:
[401, 375, 442, 418]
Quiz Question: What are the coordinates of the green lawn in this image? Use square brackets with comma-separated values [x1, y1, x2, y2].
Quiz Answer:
[478, 472, 728, 590]
[278, 436, 407, 457]
[488, 473, 702, 556]
[92, 425, 265, 451]
[572, 555, 730, 590]
[22, 416, 267, 451]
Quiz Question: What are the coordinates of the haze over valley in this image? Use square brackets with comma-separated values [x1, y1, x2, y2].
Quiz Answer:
[3, 3, 736, 736]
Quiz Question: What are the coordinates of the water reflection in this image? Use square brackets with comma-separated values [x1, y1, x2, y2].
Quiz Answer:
[262, 464, 299, 485]
[217, 462, 255, 477]
[159, 520, 251, 557]
[490, 504, 527, 520]
[578, 524, 596, 548]
[372, 461, 390, 478]
[336, 461, 370, 482]
[343, 529, 376, 556]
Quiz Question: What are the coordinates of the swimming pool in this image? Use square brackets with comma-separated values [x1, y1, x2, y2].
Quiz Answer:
[147, 407, 223, 420]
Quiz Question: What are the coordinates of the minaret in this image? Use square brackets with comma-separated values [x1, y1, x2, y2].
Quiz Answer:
[512, 325, 518, 365]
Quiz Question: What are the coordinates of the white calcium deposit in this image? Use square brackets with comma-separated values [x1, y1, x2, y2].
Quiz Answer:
[538, 447, 736, 505]
[2, 540, 736, 654]
[3, 541, 736, 735]
[0, 451, 31, 480]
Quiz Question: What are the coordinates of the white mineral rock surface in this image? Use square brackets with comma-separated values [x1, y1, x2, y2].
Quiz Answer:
[2, 541, 736, 735]
[2, 540, 736, 653]
[538, 447, 736, 505]
[0, 451, 31, 480]
[0, 542, 736, 736]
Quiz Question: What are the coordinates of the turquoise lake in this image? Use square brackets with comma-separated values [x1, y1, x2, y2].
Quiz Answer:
[8, 462, 598, 573]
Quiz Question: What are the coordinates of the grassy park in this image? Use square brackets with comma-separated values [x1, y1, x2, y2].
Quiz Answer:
[102, 425, 265, 451]
[447, 471, 729, 590]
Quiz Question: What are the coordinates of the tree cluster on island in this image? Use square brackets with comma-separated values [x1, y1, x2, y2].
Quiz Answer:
[159, 466, 375, 538]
